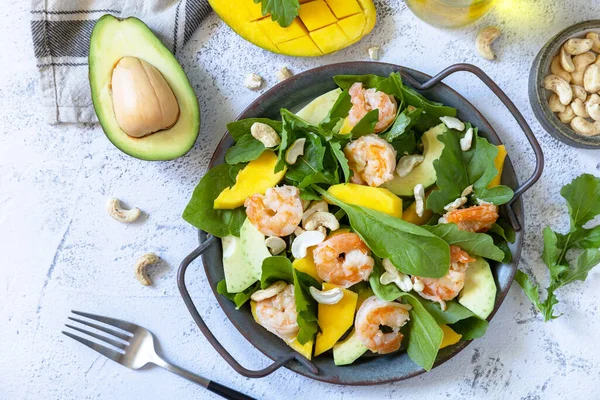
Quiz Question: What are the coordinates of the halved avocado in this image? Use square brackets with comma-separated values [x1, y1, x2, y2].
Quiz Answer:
[89, 15, 200, 161]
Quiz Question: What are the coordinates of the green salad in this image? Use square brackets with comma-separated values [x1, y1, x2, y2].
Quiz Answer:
[183, 72, 515, 371]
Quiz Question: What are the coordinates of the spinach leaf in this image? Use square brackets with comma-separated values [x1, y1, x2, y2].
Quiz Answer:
[401, 85, 456, 131]
[423, 223, 505, 262]
[182, 164, 246, 238]
[369, 256, 402, 301]
[293, 269, 320, 344]
[299, 186, 322, 201]
[390, 130, 418, 155]
[333, 72, 404, 102]
[261, 256, 294, 289]
[450, 317, 489, 341]
[516, 174, 600, 321]
[253, 0, 300, 28]
[329, 141, 351, 183]
[286, 132, 338, 187]
[351, 109, 379, 137]
[381, 107, 423, 143]
[488, 220, 516, 243]
[315, 187, 451, 278]
[227, 118, 282, 141]
[417, 298, 488, 340]
[217, 280, 259, 309]
[225, 134, 266, 164]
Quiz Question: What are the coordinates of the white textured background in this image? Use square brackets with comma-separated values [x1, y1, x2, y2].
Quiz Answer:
[2, 0, 600, 399]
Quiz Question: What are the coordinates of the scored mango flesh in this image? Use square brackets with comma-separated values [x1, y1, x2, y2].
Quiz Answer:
[209, 0, 376, 56]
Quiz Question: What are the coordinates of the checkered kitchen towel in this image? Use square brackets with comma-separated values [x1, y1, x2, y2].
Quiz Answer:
[31, 0, 211, 124]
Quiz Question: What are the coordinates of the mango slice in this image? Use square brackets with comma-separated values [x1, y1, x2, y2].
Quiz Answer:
[209, 0, 377, 57]
[488, 145, 507, 188]
[251, 301, 314, 360]
[327, 183, 403, 218]
[402, 186, 436, 225]
[214, 151, 285, 209]
[292, 248, 322, 282]
[439, 324, 462, 349]
[314, 283, 358, 356]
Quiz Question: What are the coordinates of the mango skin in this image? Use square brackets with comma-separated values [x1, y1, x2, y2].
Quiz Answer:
[488, 145, 507, 188]
[439, 324, 462, 349]
[214, 151, 285, 209]
[402, 186, 436, 226]
[314, 283, 358, 356]
[327, 183, 403, 218]
[250, 300, 313, 360]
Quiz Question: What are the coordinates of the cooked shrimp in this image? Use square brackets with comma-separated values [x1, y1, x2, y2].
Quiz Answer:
[344, 134, 397, 187]
[348, 83, 397, 133]
[355, 296, 411, 354]
[254, 284, 299, 342]
[445, 203, 499, 233]
[245, 185, 303, 237]
[413, 246, 475, 310]
[313, 232, 374, 288]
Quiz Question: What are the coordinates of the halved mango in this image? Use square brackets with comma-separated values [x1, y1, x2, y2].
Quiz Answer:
[402, 186, 436, 225]
[327, 183, 403, 218]
[439, 324, 462, 349]
[488, 145, 507, 188]
[209, 0, 376, 57]
[214, 151, 285, 209]
[292, 248, 322, 282]
[314, 283, 358, 356]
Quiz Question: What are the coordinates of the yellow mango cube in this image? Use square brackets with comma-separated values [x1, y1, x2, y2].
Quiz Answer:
[292, 248, 322, 282]
[214, 151, 285, 209]
[310, 23, 349, 54]
[276, 36, 322, 56]
[339, 117, 353, 135]
[327, 183, 403, 218]
[488, 145, 507, 188]
[325, 0, 363, 18]
[337, 13, 366, 41]
[257, 17, 307, 44]
[298, 0, 338, 31]
[314, 283, 358, 356]
[439, 324, 462, 349]
[402, 186, 435, 225]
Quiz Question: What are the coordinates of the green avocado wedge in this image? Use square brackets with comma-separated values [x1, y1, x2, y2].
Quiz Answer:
[89, 15, 200, 161]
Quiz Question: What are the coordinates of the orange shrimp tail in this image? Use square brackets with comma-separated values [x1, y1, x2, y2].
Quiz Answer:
[446, 204, 499, 232]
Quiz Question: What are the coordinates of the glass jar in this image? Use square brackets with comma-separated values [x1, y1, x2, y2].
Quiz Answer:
[405, 0, 498, 29]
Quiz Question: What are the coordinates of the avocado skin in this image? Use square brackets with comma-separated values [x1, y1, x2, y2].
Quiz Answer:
[89, 15, 200, 161]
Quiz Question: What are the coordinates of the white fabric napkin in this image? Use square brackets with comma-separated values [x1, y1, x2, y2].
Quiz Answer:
[30, 0, 211, 124]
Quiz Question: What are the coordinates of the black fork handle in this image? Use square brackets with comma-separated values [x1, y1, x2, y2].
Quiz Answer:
[177, 235, 318, 378]
[401, 63, 545, 231]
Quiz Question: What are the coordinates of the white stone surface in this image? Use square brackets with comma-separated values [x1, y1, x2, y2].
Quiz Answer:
[2, 0, 600, 399]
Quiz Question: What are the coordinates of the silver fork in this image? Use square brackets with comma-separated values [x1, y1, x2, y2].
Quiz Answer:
[63, 310, 254, 400]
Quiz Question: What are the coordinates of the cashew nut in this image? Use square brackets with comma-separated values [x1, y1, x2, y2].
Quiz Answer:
[134, 253, 160, 286]
[563, 38, 594, 55]
[571, 85, 588, 102]
[413, 278, 425, 293]
[439, 116, 465, 131]
[571, 52, 596, 85]
[476, 26, 501, 60]
[294, 226, 306, 236]
[572, 98, 590, 118]
[586, 93, 600, 108]
[301, 199, 312, 211]
[106, 198, 141, 223]
[444, 196, 468, 212]
[304, 211, 340, 232]
[548, 94, 566, 113]
[544, 75, 573, 105]
[285, 138, 306, 165]
[557, 104, 576, 123]
[584, 64, 600, 93]
[250, 122, 281, 148]
[551, 56, 572, 83]
[396, 154, 424, 177]
[588, 104, 600, 121]
[302, 200, 328, 225]
[291, 230, 326, 259]
[560, 48, 575, 73]
[368, 46, 380, 61]
[381, 258, 413, 292]
[276, 66, 293, 82]
[309, 286, 344, 305]
[244, 73, 263, 90]
[414, 184, 425, 218]
[251, 281, 287, 302]
[586, 32, 600, 53]
[265, 236, 287, 255]
[461, 185, 474, 197]
[571, 117, 600, 136]
[460, 127, 474, 151]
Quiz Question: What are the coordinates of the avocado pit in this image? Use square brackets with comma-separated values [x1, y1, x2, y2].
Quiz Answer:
[111, 56, 180, 138]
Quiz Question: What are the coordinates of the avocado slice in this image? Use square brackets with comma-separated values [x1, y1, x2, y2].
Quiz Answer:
[383, 123, 447, 197]
[333, 330, 368, 366]
[458, 257, 497, 319]
[89, 15, 200, 161]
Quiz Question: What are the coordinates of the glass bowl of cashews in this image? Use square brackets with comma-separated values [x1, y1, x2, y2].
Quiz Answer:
[529, 20, 600, 149]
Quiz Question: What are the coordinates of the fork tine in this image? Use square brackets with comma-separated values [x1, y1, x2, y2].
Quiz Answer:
[65, 324, 127, 350]
[63, 331, 124, 363]
[72, 310, 140, 333]
[68, 317, 131, 341]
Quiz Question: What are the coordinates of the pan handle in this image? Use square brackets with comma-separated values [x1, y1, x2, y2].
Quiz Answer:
[177, 234, 318, 378]
[400, 63, 544, 231]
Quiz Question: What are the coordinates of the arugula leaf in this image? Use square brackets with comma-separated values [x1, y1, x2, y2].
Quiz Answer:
[225, 134, 266, 164]
[253, 0, 300, 28]
[329, 141, 351, 183]
[488, 220, 516, 243]
[293, 269, 320, 344]
[182, 164, 246, 237]
[516, 174, 600, 321]
[315, 186, 451, 278]
[381, 107, 423, 143]
[217, 280, 259, 309]
[390, 130, 418, 155]
[287, 132, 338, 187]
[351, 109, 379, 137]
[423, 223, 505, 262]
[299, 186, 322, 201]
[369, 256, 402, 301]
[320, 90, 352, 133]
[261, 256, 294, 289]
[401, 85, 456, 131]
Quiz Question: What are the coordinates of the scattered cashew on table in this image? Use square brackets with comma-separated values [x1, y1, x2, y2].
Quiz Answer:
[544, 31, 600, 136]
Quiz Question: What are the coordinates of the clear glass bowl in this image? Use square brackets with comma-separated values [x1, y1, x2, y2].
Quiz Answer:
[405, 0, 498, 29]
